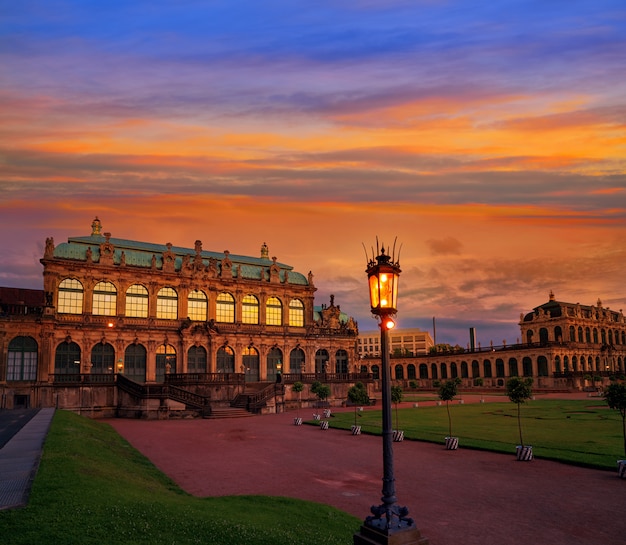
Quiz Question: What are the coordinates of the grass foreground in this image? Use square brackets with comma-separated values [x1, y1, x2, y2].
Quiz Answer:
[326, 398, 624, 471]
[0, 411, 359, 545]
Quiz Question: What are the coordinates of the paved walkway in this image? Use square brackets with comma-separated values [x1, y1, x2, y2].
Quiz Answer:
[0, 408, 55, 510]
[109, 398, 625, 545]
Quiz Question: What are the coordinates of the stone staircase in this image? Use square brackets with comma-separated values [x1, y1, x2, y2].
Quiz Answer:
[207, 407, 254, 419]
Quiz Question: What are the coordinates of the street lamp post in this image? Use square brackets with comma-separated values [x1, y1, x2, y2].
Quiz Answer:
[354, 241, 428, 545]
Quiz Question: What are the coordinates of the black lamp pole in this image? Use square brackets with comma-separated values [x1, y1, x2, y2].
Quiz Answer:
[354, 241, 428, 545]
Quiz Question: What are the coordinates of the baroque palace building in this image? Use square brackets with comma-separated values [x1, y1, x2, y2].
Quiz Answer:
[361, 291, 626, 391]
[0, 218, 361, 417]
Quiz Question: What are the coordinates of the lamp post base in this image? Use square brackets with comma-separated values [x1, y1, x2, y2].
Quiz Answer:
[354, 523, 429, 545]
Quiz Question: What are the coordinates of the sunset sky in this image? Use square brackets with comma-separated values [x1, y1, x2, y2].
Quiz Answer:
[2, 1, 625, 347]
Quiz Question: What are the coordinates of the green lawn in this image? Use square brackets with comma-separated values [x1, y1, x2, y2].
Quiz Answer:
[0, 411, 358, 545]
[328, 399, 624, 470]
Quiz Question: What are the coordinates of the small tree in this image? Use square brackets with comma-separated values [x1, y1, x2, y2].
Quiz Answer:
[311, 381, 331, 407]
[347, 382, 370, 426]
[438, 378, 460, 437]
[506, 377, 533, 447]
[604, 382, 626, 457]
[292, 381, 304, 418]
[391, 385, 403, 430]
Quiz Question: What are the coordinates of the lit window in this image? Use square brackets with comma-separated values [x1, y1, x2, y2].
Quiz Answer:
[93, 281, 117, 316]
[242, 295, 259, 324]
[266, 296, 282, 325]
[58, 278, 84, 314]
[157, 287, 178, 319]
[289, 299, 304, 327]
[216, 292, 235, 323]
[126, 284, 148, 317]
[187, 289, 207, 321]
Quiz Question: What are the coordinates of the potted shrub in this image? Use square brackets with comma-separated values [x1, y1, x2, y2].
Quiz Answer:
[439, 378, 461, 450]
[604, 382, 626, 478]
[506, 377, 534, 460]
[391, 385, 404, 442]
[292, 381, 304, 426]
[347, 382, 369, 435]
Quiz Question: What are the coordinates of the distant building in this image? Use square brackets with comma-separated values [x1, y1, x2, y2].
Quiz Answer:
[365, 291, 625, 389]
[358, 327, 434, 358]
[0, 218, 360, 415]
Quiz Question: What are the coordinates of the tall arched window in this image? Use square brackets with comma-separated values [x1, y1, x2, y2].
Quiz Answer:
[55, 341, 81, 374]
[460, 361, 469, 378]
[508, 358, 519, 376]
[395, 364, 404, 380]
[315, 349, 329, 373]
[91, 342, 115, 373]
[156, 287, 178, 319]
[440, 362, 448, 379]
[335, 349, 348, 374]
[216, 292, 235, 323]
[126, 284, 149, 317]
[8, 336, 38, 381]
[187, 290, 207, 321]
[523, 357, 533, 376]
[92, 281, 117, 316]
[450, 362, 458, 378]
[156, 344, 176, 381]
[242, 295, 259, 324]
[289, 299, 304, 327]
[289, 347, 305, 373]
[266, 347, 283, 381]
[187, 345, 207, 374]
[407, 364, 416, 379]
[372, 364, 380, 380]
[495, 359, 505, 377]
[419, 364, 428, 379]
[58, 278, 83, 314]
[243, 347, 260, 381]
[537, 356, 549, 376]
[217, 346, 235, 373]
[123, 344, 147, 382]
[266, 296, 282, 326]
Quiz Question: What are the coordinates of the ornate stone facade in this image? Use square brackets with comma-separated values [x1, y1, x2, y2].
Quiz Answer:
[0, 218, 359, 415]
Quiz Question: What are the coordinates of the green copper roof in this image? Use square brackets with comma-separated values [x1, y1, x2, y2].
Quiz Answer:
[52, 232, 308, 285]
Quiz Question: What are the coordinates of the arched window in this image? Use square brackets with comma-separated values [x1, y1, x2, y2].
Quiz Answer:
[471, 360, 480, 378]
[407, 364, 416, 379]
[431, 363, 438, 380]
[58, 278, 83, 314]
[537, 356, 549, 376]
[187, 290, 207, 321]
[395, 364, 404, 380]
[266, 296, 283, 326]
[123, 344, 147, 382]
[539, 328, 549, 344]
[242, 295, 259, 324]
[8, 336, 38, 381]
[554, 326, 562, 343]
[126, 284, 148, 317]
[216, 292, 235, 323]
[243, 347, 260, 381]
[289, 299, 304, 327]
[593, 329, 598, 344]
[217, 346, 235, 374]
[496, 359, 505, 377]
[157, 287, 178, 319]
[526, 330, 534, 344]
[508, 358, 519, 376]
[460, 361, 469, 378]
[91, 342, 115, 373]
[92, 281, 117, 316]
[572, 356, 578, 372]
[569, 326, 575, 342]
[440, 362, 448, 379]
[371, 365, 380, 380]
[419, 364, 428, 379]
[522, 357, 533, 376]
[483, 360, 492, 378]
[156, 344, 176, 381]
[315, 349, 329, 373]
[187, 345, 207, 374]
[585, 327, 591, 343]
[555, 356, 561, 374]
[266, 347, 283, 381]
[55, 341, 81, 374]
[335, 349, 348, 374]
[289, 347, 305, 373]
